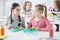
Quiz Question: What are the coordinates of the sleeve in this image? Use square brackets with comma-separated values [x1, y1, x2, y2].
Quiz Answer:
[44, 18, 52, 31]
[40, 17, 52, 31]
[20, 17, 25, 28]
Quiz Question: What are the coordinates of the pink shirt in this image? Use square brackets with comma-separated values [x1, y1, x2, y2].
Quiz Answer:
[29, 17, 52, 31]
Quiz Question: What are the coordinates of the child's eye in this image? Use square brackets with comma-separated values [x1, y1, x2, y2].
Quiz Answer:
[17, 9, 20, 11]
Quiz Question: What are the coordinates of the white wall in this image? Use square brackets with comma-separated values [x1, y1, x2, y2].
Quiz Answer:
[5, 0, 24, 16]
[0, 0, 54, 18]
[25, 0, 53, 9]
[0, 0, 4, 18]
[0, 0, 53, 17]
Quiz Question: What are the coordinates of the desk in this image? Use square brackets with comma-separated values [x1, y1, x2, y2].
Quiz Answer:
[4, 28, 60, 40]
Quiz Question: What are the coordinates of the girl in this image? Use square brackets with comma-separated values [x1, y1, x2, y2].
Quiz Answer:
[21, 1, 33, 28]
[28, 4, 52, 31]
[5, 3, 25, 29]
[52, 0, 60, 17]
[22, 1, 33, 18]
[52, 0, 60, 31]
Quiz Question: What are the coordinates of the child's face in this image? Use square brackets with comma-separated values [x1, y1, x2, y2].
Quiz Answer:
[13, 6, 20, 16]
[34, 7, 43, 17]
[26, 3, 31, 11]
[53, 1, 58, 9]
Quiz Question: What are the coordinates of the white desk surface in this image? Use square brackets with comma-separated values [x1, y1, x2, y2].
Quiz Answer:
[4, 29, 60, 40]
[2, 17, 60, 40]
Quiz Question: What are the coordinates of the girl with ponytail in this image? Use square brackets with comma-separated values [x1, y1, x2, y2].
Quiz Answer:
[28, 4, 52, 31]
[5, 3, 25, 29]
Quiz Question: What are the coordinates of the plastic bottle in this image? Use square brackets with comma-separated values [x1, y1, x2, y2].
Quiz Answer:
[49, 28, 54, 40]
[0, 25, 5, 39]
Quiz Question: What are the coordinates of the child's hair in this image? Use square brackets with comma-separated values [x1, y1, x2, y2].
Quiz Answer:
[10, 3, 21, 24]
[23, 1, 32, 11]
[54, 0, 60, 11]
[35, 4, 47, 17]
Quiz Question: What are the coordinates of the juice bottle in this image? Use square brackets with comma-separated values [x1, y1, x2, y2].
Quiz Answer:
[49, 28, 54, 40]
[0, 25, 5, 39]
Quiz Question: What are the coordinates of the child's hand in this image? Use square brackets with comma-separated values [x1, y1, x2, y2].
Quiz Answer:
[35, 27, 40, 30]
[30, 26, 35, 29]
[9, 26, 12, 29]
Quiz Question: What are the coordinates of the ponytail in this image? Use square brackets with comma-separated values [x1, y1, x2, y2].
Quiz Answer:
[43, 5, 47, 17]
[10, 3, 20, 24]
[10, 9, 21, 24]
[18, 15, 21, 22]
[10, 9, 13, 24]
